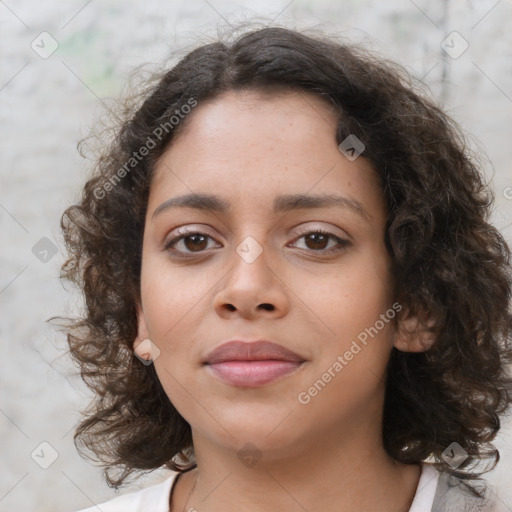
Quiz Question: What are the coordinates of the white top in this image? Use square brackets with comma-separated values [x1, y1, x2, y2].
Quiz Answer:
[73, 462, 440, 512]
[408, 463, 441, 512]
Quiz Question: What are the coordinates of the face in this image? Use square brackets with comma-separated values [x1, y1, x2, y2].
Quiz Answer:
[135, 89, 399, 457]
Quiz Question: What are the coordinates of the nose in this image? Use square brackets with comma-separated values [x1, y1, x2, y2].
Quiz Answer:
[213, 240, 290, 320]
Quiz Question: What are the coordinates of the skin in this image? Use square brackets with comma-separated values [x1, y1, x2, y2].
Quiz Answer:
[134, 89, 432, 511]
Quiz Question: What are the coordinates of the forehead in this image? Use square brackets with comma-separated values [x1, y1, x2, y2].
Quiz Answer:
[149, 88, 384, 223]
[152, 88, 340, 175]
[185, 88, 339, 131]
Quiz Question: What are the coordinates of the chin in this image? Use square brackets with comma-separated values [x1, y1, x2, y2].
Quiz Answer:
[208, 408, 301, 450]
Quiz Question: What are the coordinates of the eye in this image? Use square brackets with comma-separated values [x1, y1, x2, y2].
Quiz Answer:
[164, 227, 350, 259]
[289, 229, 350, 254]
[164, 229, 221, 257]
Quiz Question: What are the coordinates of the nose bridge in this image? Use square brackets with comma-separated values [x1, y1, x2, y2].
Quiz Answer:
[230, 233, 274, 288]
[229, 213, 273, 269]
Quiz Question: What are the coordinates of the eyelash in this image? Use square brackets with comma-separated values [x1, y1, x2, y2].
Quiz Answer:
[163, 228, 350, 258]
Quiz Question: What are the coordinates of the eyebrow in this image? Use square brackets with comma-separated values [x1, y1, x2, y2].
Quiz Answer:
[151, 192, 369, 221]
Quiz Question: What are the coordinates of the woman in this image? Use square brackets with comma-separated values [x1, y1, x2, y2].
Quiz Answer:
[60, 26, 512, 511]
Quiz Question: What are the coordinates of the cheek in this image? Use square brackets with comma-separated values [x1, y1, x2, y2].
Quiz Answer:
[296, 301, 395, 427]
[315, 251, 393, 333]
[141, 257, 212, 332]
[305, 250, 395, 390]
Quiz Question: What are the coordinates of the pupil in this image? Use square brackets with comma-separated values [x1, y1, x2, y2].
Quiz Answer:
[186, 234, 207, 252]
[307, 233, 328, 250]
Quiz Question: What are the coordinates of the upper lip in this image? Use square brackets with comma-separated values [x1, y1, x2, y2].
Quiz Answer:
[204, 340, 305, 364]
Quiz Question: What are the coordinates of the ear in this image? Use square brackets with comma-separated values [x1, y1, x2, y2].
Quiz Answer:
[132, 304, 161, 363]
[394, 307, 437, 353]
[133, 302, 150, 356]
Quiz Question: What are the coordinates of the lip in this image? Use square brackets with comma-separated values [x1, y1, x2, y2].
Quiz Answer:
[204, 340, 306, 387]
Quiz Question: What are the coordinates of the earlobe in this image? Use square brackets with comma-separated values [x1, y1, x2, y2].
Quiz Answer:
[393, 308, 437, 353]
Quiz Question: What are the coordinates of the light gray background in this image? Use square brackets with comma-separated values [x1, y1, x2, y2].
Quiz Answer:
[1, 1, 511, 511]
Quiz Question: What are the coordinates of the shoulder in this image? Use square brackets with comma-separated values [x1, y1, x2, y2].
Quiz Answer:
[432, 467, 507, 512]
[70, 472, 179, 512]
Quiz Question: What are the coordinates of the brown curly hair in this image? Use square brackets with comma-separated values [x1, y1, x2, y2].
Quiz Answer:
[55, 24, 512, 496]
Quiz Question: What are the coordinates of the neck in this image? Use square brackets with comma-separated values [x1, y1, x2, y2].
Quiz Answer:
[173, 424, 421, 512]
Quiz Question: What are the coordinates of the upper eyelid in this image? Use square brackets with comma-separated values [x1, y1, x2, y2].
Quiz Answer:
[164, 226, 350, 251]
[165, 224, 349, 242]
[291, 224, 349, 239]
[167, 220, 350, 236]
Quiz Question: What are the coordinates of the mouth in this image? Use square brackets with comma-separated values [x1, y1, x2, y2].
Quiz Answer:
[203, 340, 306, 388]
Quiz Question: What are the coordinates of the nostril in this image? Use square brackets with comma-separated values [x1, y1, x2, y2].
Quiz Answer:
[259, 303, 274, 311]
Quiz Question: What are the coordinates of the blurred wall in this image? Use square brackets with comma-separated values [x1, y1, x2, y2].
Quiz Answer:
[1, 1, 511, 511]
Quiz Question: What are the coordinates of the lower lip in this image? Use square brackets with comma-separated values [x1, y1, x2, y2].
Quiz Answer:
[206, 360, 304, 387]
